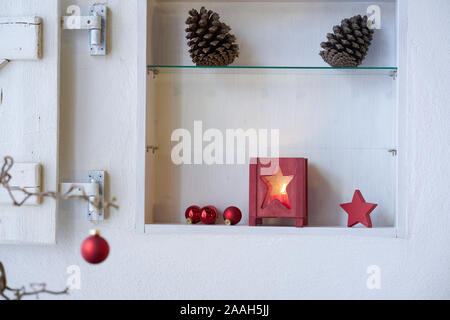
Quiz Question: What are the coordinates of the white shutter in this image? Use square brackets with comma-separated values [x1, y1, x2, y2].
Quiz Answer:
[0, 0, 60, 244]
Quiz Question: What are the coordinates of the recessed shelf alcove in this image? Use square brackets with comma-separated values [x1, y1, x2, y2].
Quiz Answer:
[137, 0, 408, 238]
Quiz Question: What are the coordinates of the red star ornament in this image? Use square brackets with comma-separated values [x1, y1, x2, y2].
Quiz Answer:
[340, 190, 378, 228]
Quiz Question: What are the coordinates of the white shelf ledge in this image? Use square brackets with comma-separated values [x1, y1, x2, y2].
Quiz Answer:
[145, 224, 398, 238]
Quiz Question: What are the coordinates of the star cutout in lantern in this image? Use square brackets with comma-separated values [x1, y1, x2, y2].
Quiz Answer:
[340, 190, 378, 228]
[261, 167, 294, 209]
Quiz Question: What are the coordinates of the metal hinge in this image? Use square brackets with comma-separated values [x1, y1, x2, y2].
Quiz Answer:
[389, 70, 397, 80]
[148, 68, 159, 79]
[388, 149, 398, 157]
[60, 171, 106, 221]
[146, 145, 159, 154]
[62, 5, 107, 56]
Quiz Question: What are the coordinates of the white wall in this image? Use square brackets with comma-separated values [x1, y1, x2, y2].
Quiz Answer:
[1, 0, 449, 299]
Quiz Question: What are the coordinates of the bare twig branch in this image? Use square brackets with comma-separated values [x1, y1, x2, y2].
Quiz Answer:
[6, 284, 69, 300]
[1, 261, 68, 300]
[0, 156, 119, 211]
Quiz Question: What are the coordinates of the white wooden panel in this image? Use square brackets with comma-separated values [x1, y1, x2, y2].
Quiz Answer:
[0, 16, 42, 60]
[0, 0, 60, 244]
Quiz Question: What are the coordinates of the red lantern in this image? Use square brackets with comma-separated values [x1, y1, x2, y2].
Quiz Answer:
[223, 206, 242, 226]
[250, 158, 308, 228]
[201, 206, 218, 225]
[81, 230, 110, 264]
[185, 205, 202, 224]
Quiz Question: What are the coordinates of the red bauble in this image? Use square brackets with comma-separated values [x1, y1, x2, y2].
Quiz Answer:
[185, 205, 202, 224]
[223, 206, 242, 226]
[81, 230, 110, 264]
[201, 206, 218, 225]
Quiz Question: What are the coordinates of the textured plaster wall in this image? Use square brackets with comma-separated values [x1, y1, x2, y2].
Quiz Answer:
[1, 0, 449, 299]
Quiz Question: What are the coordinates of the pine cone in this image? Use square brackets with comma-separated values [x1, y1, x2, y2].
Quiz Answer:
[320, 15, 374, 67]
[185, 7, 239, 66]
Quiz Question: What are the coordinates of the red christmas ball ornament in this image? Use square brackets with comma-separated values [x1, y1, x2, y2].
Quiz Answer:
[185, 205, 202, 224]
[223, 206, 242, 226]
[201, 206, 218, 225]
[81, 230, 110, 265]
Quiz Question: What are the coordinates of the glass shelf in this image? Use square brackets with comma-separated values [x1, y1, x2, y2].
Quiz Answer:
[148, 65, 398, 77]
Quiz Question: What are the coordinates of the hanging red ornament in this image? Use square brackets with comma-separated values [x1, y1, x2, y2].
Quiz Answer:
[81, 230, 110, 264]
[185, 205, 202, 224]
[201, 206, 218, 225]
[223, 206, 242, 226]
